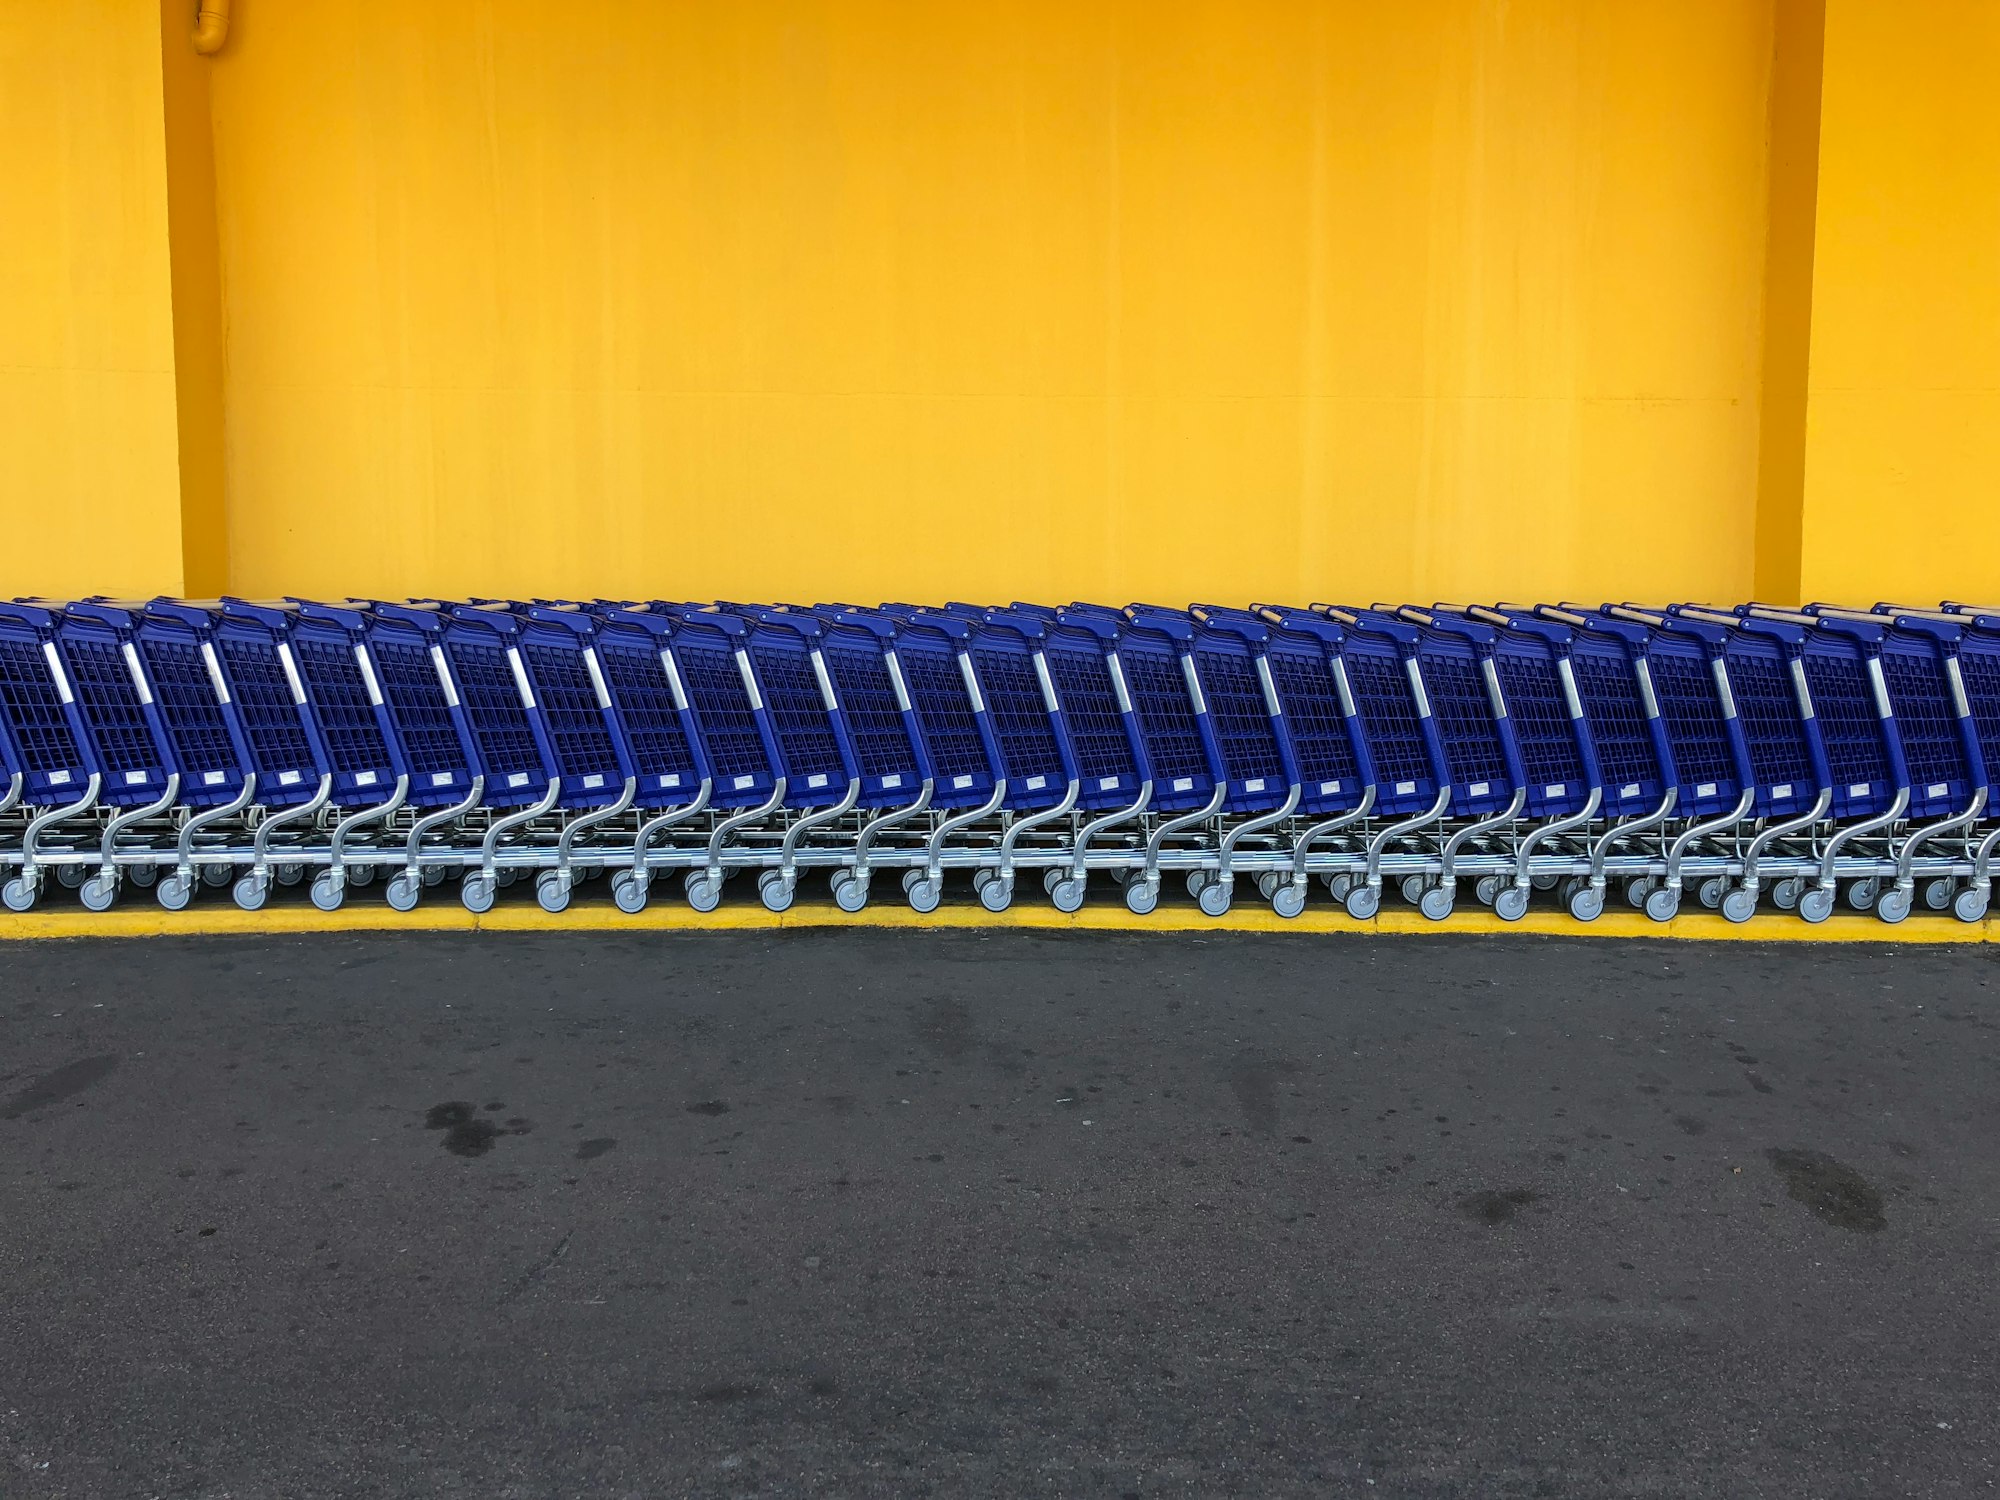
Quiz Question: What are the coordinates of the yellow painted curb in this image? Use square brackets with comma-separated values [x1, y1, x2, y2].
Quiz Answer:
[0, 893, 1986, 943]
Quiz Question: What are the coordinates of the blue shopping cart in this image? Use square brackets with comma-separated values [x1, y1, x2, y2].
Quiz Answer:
[0, 604, 105, 912]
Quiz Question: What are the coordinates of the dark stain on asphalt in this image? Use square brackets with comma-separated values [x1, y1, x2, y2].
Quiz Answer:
[576, 1137, 617, 1160]
[2, 1055, 120, 1120]
[1227, 1054, 1298, 1137]
[1461, 1187, 1541, 1225]
[695, 1381, 762, 1404]
[1767, 1148, 1886, 1232]
[424, 1100, 519, 1157]
[687, 1100, 731, 1117]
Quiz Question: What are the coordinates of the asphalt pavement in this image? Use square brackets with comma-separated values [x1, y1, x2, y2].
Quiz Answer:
[2, 930, 1997, 1497]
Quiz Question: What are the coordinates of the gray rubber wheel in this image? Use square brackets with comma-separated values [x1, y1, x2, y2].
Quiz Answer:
[1698, 877, 1725, 910]
[1798, 886, 1834, 924]
[200, 864, 232, 889]
[55, 864, 86, 889]
[759, 871, 795, 914]
[1568, 884, 1605, 922]
[1343, 884, 1380, 920]
[2, 877, 36, 913]
[1494, 885, 1530, 922]
[1531, 871, 1561, 892]
[1474, 875, 1502, 907]
[906, 877, 941, 915]
[1198, 879, 1232, 917]
[1772, 877, 1802, 911]
[686, 875, 722, 913]
[1875, 886, 1912, 925]
[1419, 885, 1455, 921]
[275, 863, 306, 887]
[232, 874, 269, 913]
[1185, 870, 1212, 900]
[156, 874, 192, 912]
[1271, 882, 1306, 919]
[1625, 876, 1656, 908]
[1721, 887, 1757, 924]
[1124, 878, 1159, 916]
[1847, 878, 1878, 912]
[611, 872, 649, 914]
[978, 875, 1013, 913]
[460, 876, 496, 914]
[80, 874, 118, 912]
[1644, 886, 1680, 923]
[1400, 874, 1427, 905]
[129, 864, 158, 889]
[1050, 877, 1086, 914]
[831, 872, 869, 914]
[385, 872, 422, 912]
[1923, 878, 1954, 911]
[536, 873, 572, 914]
[310, 873, 345, 912]
[1953, 886, 1989, 923]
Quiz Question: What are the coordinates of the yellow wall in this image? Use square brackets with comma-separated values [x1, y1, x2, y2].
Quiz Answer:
[0, 0, 186, 598]
[206, 0, 1782, 606]
[1799, 0, 2000, 606]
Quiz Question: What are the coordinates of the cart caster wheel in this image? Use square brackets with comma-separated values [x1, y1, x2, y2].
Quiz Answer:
[1954, 887, 1989, 924]
[830, 872, 869, 914]
[347, 865, 376, 888]
[685, 874, 722, 913]
[1271, 882, 1306, 919]
[1923, 878, 1955, 911]
[385, 872, 422, 912]
[2, 877, 38, 913]
[759, 871, 796, 914]
[1697, 877, 1726, 910]
[275, 863, 306, 887]
[1400, 874, 1427, 905]
[55, 864, 86, 889]
[906, 877, 941, 915]
[1875, 887, 1912, 925]
[156, 874, 193, 912]
[1772, 877, 1802, 911]
[423, 867, 448, 887]
[1256, 872, 1280, 901]
[1198, 879, 1233, 918]
[1474, 875, 1502, 907]
[979, 875, 1013, 913]
[1325, 873, 1355, 902]
[493, 868, 518, 888]
[1568, 884, 1605, 922]
[1050, 877, 1087, 914]
[232, 874, 269, 913]
[972, 868, 996, 895]
[1185, 870, 1212, 900]
[1847, 878, 1878, 912]
[536, 872, 572, 914]
[1419, 884, 1455, 922]
[1531, 871, 1561, 892]
[310, 873, 346, 912]
[1043, 868, 1065, 896]
[1625, 876, 1655, 908]
[1343, 884, 1381, 920]
[610, 872, 649, 914]
[1124, 878, 1159, 916]
[1644, 886, 1681, 923]
[460, 876, 495, 914]
[200, 864, 231, 889]
[1721, 887, 1758, 924]
[1798, 886, 1834, 924]
[1494, 885, 1530, 923]
[80, 874, 118, 912]
[127, 864, 158, 888]
[901, 868, 925, 895]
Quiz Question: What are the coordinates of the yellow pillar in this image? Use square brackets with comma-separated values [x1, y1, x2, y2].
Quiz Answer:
[1800, 0, 2000, 604]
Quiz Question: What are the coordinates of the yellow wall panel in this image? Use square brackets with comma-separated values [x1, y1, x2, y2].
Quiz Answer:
[0, 0, 185, 598]
[199, 0, 1779, 603]
[1800, 0, 2000, 605]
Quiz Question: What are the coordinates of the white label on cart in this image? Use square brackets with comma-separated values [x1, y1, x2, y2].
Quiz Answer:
[1319, 779, 1342, 796]
[1545, 783, 1565, 798]
[659, 773, 681, 788]
[507, 771, 530, 788]
[1621, 782, 1642, 799]
[42, 642, 73, 703]
[1025, 774, 1046, 791]
[1100, 776, 1121, 791]
[278, 770, 302, 787]
[733, 773, 756, 790]
[277, 643, 308, 705]
[354, 646, 384, 705]
[1712, 660, 1736, 720]
[1929, 781, 1950, 799]
[1034, 653, 1060, 714]
[1405, 659, 1432, 718]
[49, 769, 70, 785]
[583, 648, 612, 710]
[1773, 782, 1793, 799]
[1172, 776, 1194, 792]
[201, 642, 231, 704]
[1331, 659, 1357, 718]
[582, 773, 605, 790]
[1848, 781, 1871, 798]
[356, 770, 379, 787]
[885, 654, 913, 713]
[958, 655, 986, 715]
[1180, 657, 1208, 716]
[1789, 659, 1815, 718]
[658, 650, 689, 711]
[196, 770, 220, 787]
[811, 650, 838, 712]
[735, 651, 763, 712]
[1634, 659, 1661, 719]
[1558, 658, 1584, 719]
[807, 773, 828, 789]
[1107, 656, 1134, 715]
[426, 772, 449, 788]
[431, 646, 459, 707]
[1867, 657, 1894, 718]
[1696, 781, 1717, 798]
[1244, 777, 1266, 793]
[881, 773, 903, 789]
[952, 774, 974, 790]
[126, 770, 148, 785]
[506, 648, 536, 710]
[1469, 781, 1490, 797]
[1396, 780, 1418, 796]
[1482, 658, 1508, 717]
[122, 643, 153, 704]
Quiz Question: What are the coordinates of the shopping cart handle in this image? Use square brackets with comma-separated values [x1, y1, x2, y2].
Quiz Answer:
[1050, 609, 1122, 641]
[220, 599, 295, 629]
[602, 607, 675, 638]
[525, 605, 599, 635]
[0, 601, 57, 630]
[1259, 608, 1344, 646]
[62, 602, 139, 630]
[369, 602, 447, 632]
[735, 606, 824, 639]
[449, 604, 523, 635]
[1189, 609, 1270, 645]
[975, 610, 1049, 643]
[1122, 608, 1196, 642]
[816, 609, 898, 639]
[144, 601, 218, 630]
[662, 605, 751, 639]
